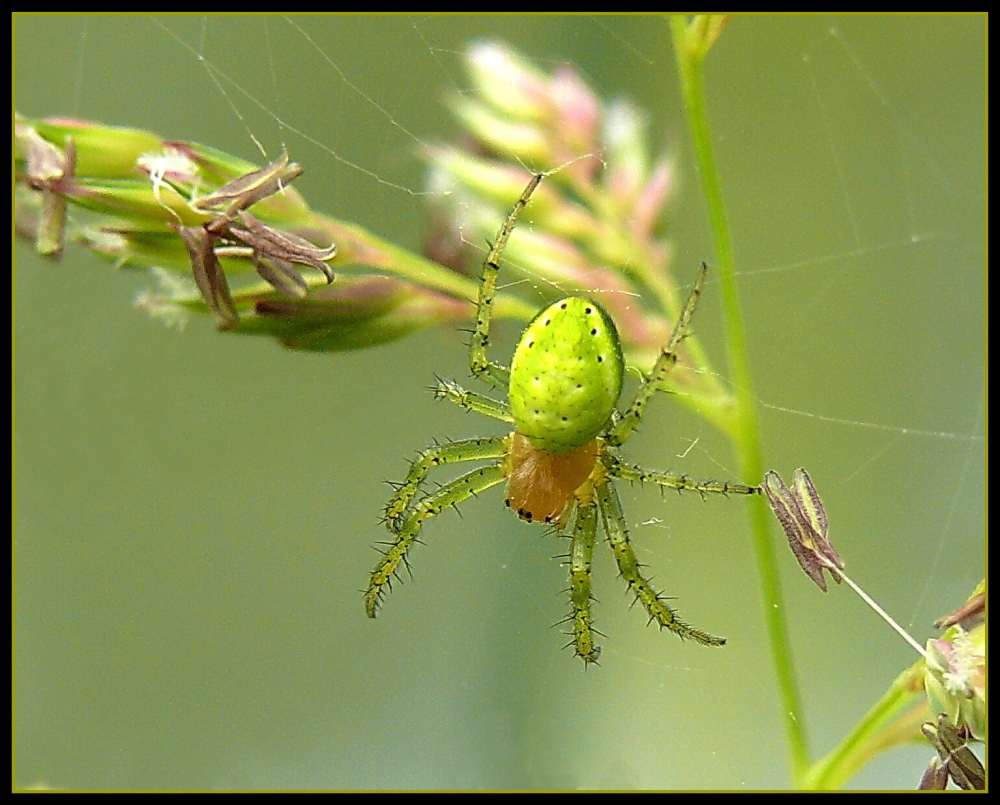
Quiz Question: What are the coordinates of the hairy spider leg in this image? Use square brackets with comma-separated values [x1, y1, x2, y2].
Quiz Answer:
[432, 378, 514, 423]
[594, 476, 726, 647]
[605, 453, 759, 498]
[606, 262, 707, 447]
[366, 463, 510, 618]
[383, 436, 510, 533]
[567, 490, 601, 663]
[468, 172, 546, 389]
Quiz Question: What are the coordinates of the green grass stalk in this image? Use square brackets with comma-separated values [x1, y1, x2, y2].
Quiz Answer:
[670, 15, 810, 786]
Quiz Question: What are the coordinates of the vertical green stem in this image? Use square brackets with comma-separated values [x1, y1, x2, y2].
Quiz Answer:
[670, 15, 810, 785]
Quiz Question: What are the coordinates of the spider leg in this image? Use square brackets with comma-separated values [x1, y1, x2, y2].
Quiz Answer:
[469, 173, 545, 390]
[605, 263, 707, 447]
[605, 453, 759, 497]
[365, 462, 509, 618]
[433, 377, 513, 423]
[384, 435, 510, 533]
[595, 476, 726, 647]
[567, 492, 601, 664]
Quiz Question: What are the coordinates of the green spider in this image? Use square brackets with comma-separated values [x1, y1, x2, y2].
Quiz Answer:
[365, 173, 759, 662]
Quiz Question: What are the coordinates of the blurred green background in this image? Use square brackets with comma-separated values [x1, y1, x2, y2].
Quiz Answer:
[14, 14, 984, 790]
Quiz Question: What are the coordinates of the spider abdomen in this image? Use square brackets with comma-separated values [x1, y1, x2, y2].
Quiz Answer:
[508, 297, 624, 455]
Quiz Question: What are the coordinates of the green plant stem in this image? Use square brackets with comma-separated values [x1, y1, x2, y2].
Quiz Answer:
[302, 211, 538, 322]
[670, 15, 809, 785]
[803, 662, 928, 790]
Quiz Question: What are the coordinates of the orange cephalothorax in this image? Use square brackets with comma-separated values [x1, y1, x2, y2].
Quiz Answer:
[504, 432, 599, 525]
